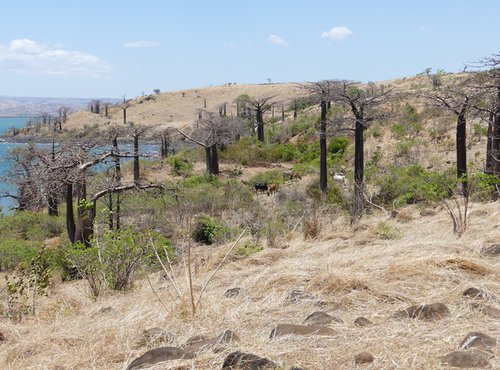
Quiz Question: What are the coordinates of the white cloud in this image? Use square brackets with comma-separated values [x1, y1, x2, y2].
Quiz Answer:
[266, 34, 288, 47]
[123, 41, 160, 48]
[0, 39, 112, 76]
[321, 26, 353, 41]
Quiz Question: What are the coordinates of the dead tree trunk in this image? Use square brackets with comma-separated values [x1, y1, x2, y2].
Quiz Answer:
[66, 183, 76, 244]
[353, 111, 365, 221]
[456, 109, 468, 196]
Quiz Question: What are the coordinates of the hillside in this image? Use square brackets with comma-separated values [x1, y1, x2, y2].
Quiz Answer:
[0, 72, 499, 369]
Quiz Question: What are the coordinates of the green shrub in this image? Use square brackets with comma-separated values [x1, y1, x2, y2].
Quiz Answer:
[234, 241, 263, 258]
[328, 136, 349, 155]
[377, 165, 455, 207]
[249, 170, 286, 186]
[0, 240, 39, 271]
[168, 156, 193, 176]
[469, 173, 500, 201]
[305, 179, 345, 205]
[192, 214, 230, 245]
[374, 222, 400, 240]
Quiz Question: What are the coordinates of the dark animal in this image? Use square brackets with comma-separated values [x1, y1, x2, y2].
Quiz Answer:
[254, 182, 269, 194]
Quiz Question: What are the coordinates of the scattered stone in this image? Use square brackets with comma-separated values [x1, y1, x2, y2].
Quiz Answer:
[285, 290, 315, 303]
[183, 330, 239, 354]
[303, 311, 343, 326]
[222, 351, 277, 369]
[354, 352, 374, 365]
[136, 327, 175, 348]
[354, 317, 373, 327]
[96, 306, 114, 315]
[481, 244, 500, 257]
[0, 332, 5, 342]
[471, 302, 500, 318]
[270, 324, 338, 338]
[460, 332, 496, 350]
[184, 334, 211, 346]
[441, 350, 489, 368]
[419, 209, 437, 217]
[463, 287, 490, 300]
[126, 347, 193, 370]
[224, 287, 241, 298]
[394, 303, 450, 320]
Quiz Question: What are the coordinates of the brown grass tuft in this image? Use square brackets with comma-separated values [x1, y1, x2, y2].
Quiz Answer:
[307, 272, 370, 295]
[442, 258, 491, 276]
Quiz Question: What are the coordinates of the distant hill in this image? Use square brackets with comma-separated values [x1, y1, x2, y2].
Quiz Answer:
[0, 96, 120, 117]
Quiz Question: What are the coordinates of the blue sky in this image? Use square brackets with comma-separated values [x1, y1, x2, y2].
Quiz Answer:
[0, 0, 498, 98]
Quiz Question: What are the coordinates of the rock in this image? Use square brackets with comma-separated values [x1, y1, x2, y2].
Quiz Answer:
[463, 287, 491, 300]
[222, 351, 277, 369]
[460, 332, 496, 350]
[441, 350, 489, 368]
[419, 209, 437, 217]
[136, 327, 175, 348]
[394, 303, 450, 320]
[303, 311, 343, 326]
[481, 244, 500, 257]
[270, 324, 338, 338]
[471, 302, 500, 318]
[126, 347, 193, 370]
[224, 287, 241, 298]
[184, 334, 211, 346]
[354, 352, 374, 365]
[183, 330, 239, 354]
[354, 317, 373, 327]
[0, 332, 5, 342]
[285, 290, 315, 303]
[96, 306, 114, 315]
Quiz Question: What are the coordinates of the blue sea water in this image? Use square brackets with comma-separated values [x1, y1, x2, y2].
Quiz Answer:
[0, 117, 30, 213]
[0, 118, 160, 214]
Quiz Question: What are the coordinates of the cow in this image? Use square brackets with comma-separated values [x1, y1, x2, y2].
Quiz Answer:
[283, 171, 301, 182]
[268, 183, 278, 195]
[254, 182, 269, 194]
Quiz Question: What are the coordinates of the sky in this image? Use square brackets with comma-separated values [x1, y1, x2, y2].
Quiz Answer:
[0, 0, 498, 99]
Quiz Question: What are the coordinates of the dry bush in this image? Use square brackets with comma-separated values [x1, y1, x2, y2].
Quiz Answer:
[441, 258, 491, 276]
[307, 272, 370, 295]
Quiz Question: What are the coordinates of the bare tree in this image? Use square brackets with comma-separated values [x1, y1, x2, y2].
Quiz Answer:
[121, 103, 130, 125]
[470, 52, 500, 176]
[304, 81, 336, 192]
[246, 96, 275, 142]
[426, 76, 479, 196]
[126, 123, 149, 183]
[174, 113, 238, 175]
[332, 81, 393, 221]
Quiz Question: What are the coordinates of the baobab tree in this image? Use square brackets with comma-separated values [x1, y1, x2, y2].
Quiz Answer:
[246, 96, 275, 142]
[304, 80, 336, 192]
[174, 113, 238, 175]
[126, 123, 150, 183]
[426, 76, 478, 196]
[470, 52, 500, 176]
[332, 81, 393, 221]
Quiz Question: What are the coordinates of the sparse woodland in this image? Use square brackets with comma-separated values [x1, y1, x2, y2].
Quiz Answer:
[0, 53, 499, 369]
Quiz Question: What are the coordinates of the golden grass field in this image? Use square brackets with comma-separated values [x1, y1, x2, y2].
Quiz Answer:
[0, 194, 498, 369]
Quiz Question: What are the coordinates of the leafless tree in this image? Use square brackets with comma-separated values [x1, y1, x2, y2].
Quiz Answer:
[425, 75, 479, 196]
[246, 96, 275, 142]
[126, 123, 149, 183]
[469, 52, 500, 176]
[303, 81, 336, 192]
[332, 81, 393, 221]
[174, 113, 239, 175]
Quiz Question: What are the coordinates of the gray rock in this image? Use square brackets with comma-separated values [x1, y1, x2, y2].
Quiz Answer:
[394, 303, 450, 320]
[303, 311, 343, 326]
[183, 330, 239, 354]
[355, 352, 374, 365]
[270, 324, 338, 339]
[285, 290, 315, 303]
[441, 350, 489, 368]
[354, 317, 373, 327]
[460, 332, 496, 350]
[222, 351, 277, 369]
[136, 327, 175, 348]
[471, 302, 500, 318]
[224, 287, 241, 298]
[126, 347, 193, 370]
[481, 244, 500, 257]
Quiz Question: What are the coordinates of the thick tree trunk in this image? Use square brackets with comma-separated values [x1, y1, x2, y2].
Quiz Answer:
[486, 112, 494, 174]
[456, 112, 468, 196]
[209, 145, 219, 175]
[319, 100, 327, 192]
[112, 136, 122, 230]
[256, 109, 265, 142]
[75, 180, 93, 246]
[66, 183, 76, 244]
[353, 115, 365, 221]
[133, 135, 139, 183]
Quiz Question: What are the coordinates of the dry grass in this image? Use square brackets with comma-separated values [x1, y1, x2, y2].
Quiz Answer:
[1, 202, 499, 369]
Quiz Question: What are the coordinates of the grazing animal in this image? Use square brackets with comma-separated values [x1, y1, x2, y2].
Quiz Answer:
[254, 182, 269, 194]
[283, 171, 301, 182]
[268, 183, 278, 195]
[333, 173, 346, 183]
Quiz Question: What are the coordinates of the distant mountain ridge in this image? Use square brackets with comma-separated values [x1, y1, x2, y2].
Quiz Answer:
[0, 96, 120, 117]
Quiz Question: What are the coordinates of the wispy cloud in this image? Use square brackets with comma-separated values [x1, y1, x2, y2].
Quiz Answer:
[123, 41, 160, 48]
[0, 39, 112, 76]
[321, 26, 353, 41]
[266, 34, 288, 47]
